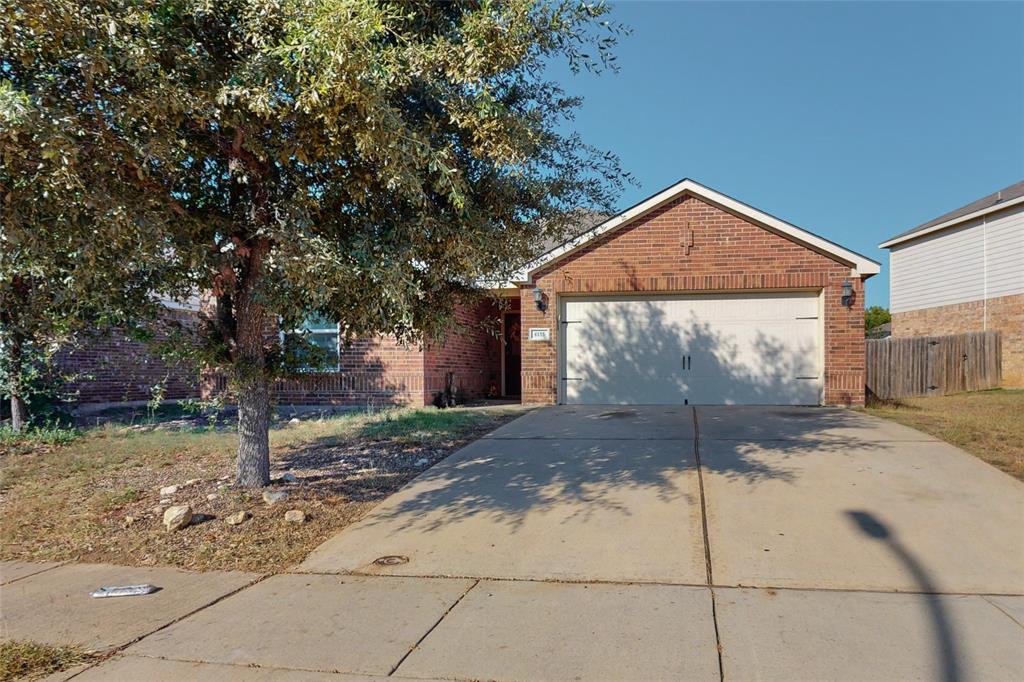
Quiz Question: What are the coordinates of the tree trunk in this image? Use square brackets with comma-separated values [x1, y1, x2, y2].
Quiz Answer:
[235, 373, 270, 487]
[10, 394, 27, 433]
[232, 237, 272, 487]
[6, 330, 28, 433]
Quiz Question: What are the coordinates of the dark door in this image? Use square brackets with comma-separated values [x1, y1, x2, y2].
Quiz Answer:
[504, 313, 522, 397]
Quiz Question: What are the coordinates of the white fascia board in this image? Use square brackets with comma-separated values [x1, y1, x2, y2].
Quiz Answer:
[879, 195, 1024, 249]
[515, 178, 880, 283]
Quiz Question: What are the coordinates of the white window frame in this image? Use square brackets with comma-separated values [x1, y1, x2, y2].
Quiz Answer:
[281, 318, 342, 373]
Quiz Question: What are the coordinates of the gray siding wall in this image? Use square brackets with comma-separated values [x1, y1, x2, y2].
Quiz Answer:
[890, 203, 1024, 313]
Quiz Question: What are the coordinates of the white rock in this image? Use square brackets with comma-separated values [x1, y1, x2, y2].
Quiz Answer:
[281, 473, 298, 484]
[225, 510, 251, 526]
[206, 493, 219, 501]
[159, 498, 172, 505]
[262, 490, 289, 506]
[284, 509, 306, 523]
[163, 505, 193, 532]
[159, 485, 179, 496]
[185, 478, 201, 486]
[289, 417, 300, 424]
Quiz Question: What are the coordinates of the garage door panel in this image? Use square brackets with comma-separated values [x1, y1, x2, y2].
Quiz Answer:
[562, 293, 821, 406]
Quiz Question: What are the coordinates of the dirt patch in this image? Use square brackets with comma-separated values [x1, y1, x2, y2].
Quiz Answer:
[1, 405, 526, 572]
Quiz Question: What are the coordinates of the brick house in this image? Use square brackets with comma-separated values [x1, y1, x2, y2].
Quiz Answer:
[237, 178, 878, 407]
[61, 178, 880, 410]
[880, 180, 1024, 386]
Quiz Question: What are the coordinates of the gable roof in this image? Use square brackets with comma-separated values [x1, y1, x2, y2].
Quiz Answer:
[515, 178, 880, 282]
[879, 180, 1024, 249]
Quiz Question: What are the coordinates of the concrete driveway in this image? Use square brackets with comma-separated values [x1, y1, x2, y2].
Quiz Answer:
[20, 406, 1022, 680]
[300, 405, 1023, 594]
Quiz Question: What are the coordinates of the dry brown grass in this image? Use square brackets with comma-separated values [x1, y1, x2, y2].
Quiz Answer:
[0, 641, 93, 681]
[0, 404, 526, 572]
[865, 389, 1024, 481]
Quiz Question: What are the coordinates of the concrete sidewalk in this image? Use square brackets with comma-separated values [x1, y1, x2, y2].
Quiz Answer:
[7, 561, 1021, 681]
[4, 406, 1023, 680]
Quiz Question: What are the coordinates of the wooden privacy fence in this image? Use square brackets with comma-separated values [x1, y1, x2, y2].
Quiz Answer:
[866, 331, 1001, 399]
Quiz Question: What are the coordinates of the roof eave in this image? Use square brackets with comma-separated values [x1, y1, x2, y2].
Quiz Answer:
[879, 194, 1024, 249]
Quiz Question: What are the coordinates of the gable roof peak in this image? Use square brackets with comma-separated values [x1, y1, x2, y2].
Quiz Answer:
[517, 177, 880, 282]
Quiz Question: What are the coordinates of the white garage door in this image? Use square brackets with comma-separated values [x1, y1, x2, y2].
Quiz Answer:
[560, 292, 821, 405]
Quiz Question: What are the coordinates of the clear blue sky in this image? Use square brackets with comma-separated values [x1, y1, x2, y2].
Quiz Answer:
[545, 1, 1024, 308]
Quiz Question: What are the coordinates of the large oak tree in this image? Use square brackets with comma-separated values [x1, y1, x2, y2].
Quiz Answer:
[1, 0, 627, 484]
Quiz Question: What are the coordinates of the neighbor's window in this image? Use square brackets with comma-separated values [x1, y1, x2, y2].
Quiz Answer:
[292, 314, 340, 372]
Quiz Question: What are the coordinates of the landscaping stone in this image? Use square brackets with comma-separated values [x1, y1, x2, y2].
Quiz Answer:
[185, 478, 201, 486]
[207, 493, 219, 501]
[262, 491, 288, 506]
[159, 485, 179, 496]
[159, 498, 171, 505]
[285, 510, 306, 524]
[225, 511, 251, 526]
[281, 473, 298, 484]
[163, 505, 193, 532]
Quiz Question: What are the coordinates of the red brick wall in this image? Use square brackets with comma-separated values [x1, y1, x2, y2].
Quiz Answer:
[203, 302, 505, 407]
[56, 309, 200, 405]
[424, 300, 503, 401]
[273, 336, 426, 406]
[892, 293, 1024, 387]
[520, 193, 866, 406]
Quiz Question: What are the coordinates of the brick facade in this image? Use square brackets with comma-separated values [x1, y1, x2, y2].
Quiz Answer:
[892, 293, 1024, 387]
[56, 309, 200, 405]
[424, 300, 503, 402]
[203, 301, 505, 408]
[519, 193, 866, 406]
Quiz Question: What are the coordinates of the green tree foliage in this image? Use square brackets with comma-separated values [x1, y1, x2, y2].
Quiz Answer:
[864, 305, 891, 331]
[0, 0, 628, 484]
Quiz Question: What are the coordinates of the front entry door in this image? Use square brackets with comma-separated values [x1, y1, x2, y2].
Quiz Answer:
[503, 313, 522, 397]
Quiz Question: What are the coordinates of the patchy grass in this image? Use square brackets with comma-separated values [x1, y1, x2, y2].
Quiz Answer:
[865, 389, 1024, 481]
[0, 404, 526, 572]
[0, 641, 93, 681]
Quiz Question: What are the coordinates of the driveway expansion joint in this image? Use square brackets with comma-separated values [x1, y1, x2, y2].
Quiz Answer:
[692, 407, 725, 682]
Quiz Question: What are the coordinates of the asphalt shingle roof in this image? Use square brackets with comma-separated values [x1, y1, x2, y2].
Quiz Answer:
[886, 180, 1024, 244]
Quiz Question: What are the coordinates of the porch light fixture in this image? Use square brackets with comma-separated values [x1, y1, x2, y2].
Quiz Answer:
[841, 280, 854, 307]
[532, 286, 547, 312]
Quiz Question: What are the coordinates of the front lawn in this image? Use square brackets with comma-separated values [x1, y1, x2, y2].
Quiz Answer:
[865, 389, 1024, 481]
[0, 404, 525, 572]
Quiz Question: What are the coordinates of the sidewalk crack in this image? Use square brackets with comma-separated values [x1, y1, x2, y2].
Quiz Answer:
[388, 578, 479, 676]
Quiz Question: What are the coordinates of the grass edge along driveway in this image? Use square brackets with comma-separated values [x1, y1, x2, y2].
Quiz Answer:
[864, 388, 1024, 481]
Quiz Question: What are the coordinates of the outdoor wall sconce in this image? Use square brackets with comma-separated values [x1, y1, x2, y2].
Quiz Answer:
[532, 286, 548, 312]
[841, 280, 854, 307]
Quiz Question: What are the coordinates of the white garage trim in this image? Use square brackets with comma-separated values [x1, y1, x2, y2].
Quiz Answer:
[557, 291, 824, 406]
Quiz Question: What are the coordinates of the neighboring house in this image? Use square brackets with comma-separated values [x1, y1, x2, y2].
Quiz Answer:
[867, 322, 892, 339]
[65, 178, 880, 409]
[879, 181, 1024, 386]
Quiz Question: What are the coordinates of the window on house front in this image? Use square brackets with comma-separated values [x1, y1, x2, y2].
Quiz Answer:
[289, 314, 340, 372]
